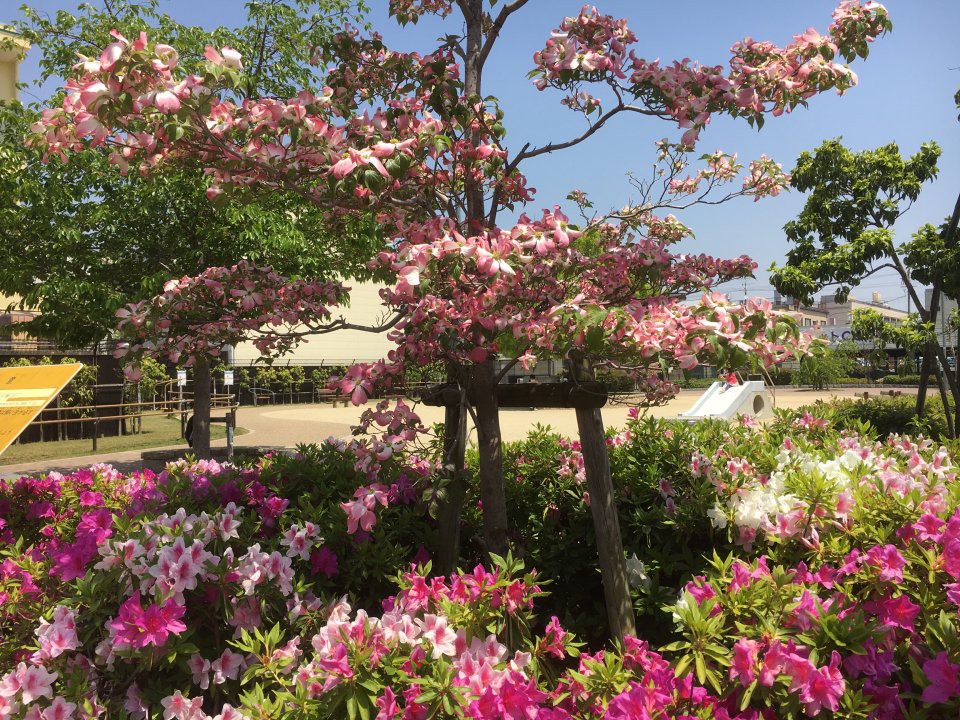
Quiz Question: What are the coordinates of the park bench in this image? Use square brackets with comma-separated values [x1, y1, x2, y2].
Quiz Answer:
[315, 388, 345, 407]
[249, 386, 275, 406]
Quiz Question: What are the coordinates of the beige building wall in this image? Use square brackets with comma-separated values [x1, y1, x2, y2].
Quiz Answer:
[0, 30, 29, 102]
[232, 282, 396, 366]
[818, 293, 908, 327]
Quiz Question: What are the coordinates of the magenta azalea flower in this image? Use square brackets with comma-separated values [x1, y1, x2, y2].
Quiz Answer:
[309, 547, 339, 578]
[922, 652, 960, 703]
[864, 544, 906, 583]
[799, 651, 845, 716]
[109, 594, 187, 649]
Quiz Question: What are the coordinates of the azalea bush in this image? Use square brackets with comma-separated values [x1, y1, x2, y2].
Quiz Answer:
[457, 418, 733, 644]
[780, 396, 954, 441]
[670, 419, 960, 717]
[4, 407, 960, 717]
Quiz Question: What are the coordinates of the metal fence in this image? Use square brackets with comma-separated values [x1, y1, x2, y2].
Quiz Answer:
[17, 382, 237, 454]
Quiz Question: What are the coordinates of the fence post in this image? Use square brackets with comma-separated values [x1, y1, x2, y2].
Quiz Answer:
[91, 386, 98, 454]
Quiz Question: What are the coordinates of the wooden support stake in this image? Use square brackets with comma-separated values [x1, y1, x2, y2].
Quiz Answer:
[572, 358, 636, 641]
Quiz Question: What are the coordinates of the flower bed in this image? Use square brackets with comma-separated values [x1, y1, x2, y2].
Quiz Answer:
[3, 413, 960, 718]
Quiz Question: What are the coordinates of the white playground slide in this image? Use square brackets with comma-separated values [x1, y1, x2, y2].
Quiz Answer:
[679, 380, 773, 420]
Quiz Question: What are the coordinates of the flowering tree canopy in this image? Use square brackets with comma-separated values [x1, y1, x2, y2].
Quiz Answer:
[114, 261, 347, 375]
[2, 1, 377, 349]
[30, 1, 890, 228]
[30, 0, 891, 592]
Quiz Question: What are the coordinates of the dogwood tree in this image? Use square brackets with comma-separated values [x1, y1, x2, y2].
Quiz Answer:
[32, 0, 890, 636]
[113, 262, 347, 456]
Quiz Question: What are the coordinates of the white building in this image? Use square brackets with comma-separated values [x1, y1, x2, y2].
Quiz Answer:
[925, 288, 958, 355]
[231, 281, 397, 367]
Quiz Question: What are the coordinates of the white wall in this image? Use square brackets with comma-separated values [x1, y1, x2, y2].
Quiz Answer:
[232, 282, 396, 366]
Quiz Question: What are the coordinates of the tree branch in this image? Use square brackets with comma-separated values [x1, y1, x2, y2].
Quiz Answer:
[478, 0, 530, 69]
[514, 104, 655, 164]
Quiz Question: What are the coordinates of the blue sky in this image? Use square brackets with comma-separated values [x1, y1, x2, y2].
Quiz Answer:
[10, 0, 960, 309]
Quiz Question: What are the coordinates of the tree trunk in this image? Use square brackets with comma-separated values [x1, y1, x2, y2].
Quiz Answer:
[469, 358, 509, 557]
[955, 341, 959, 435]
[917, 287, 956, 438]
[916, 190, 960, 425]
[572, 357, 636, 640]
[458, 2, 510, 558]
[917, 346, 932, 417]
[193, 356, 212, 458]
[935, 362, 956, 438]
[435, 371, 469, 575]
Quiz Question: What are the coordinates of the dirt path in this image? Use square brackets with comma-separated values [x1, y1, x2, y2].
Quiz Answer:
[1, 386, 900, 477]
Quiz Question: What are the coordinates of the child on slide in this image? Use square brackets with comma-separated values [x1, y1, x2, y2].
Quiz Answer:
[718, 371, 738, 394]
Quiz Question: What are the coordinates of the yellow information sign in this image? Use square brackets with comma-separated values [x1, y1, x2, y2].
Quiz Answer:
[0, 363, 84, 456]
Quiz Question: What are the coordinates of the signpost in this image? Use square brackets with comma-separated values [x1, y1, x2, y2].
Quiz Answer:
[223, 370, 235, 459]
[0, 363, 83, 456]
[177, 370, 187, 438]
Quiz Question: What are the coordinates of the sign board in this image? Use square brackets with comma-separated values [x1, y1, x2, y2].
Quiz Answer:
[0, 363, 84, 457]
[813, 326, 899, 350]
[224, 370, 234, 387]
[177, 370, 187, 387]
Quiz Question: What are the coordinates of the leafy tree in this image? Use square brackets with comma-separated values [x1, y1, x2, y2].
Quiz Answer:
[850, 307, 891, 378]
[770, 138, 958, 436]
[1, 0, 378, 449]
[792, 340, 857, 390]
[122, 356, 172, 434]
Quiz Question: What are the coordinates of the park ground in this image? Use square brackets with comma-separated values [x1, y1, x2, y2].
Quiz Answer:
[0, 386, 907, 477]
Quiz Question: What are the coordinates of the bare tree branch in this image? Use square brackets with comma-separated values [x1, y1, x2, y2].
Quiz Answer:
[478, 0, 531, 69]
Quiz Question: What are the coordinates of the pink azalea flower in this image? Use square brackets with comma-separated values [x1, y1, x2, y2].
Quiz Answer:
[914, 513, 946, 543]
[40, 696, 76, 720]
[864, 544, 906, 582]
[416, 614, 457, 659]
[340, 499, 376, 534]
[109, 594, 187, 649]
[0, 695, 19, 718]
[375, 687, 399, 720]
[212, 705, 247, 720]
[34, 606, 79, 661]
[160, 691, 205, 720]
[211, 649, 245, 684]
[15, 664, 57, 704]
[799, 651, 845, 716]
[187, 654, 210, 690]
[729, 637, 760, 686]
[540, 616, 567, 659]
[874, 594, 920, 632]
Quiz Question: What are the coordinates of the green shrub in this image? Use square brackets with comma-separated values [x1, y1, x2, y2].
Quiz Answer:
[461, 418, 748, 644]
[595, 370, 637, 393]
[779, 394, 952, 439]
[881, 373, 921, 385]
[678, 377, 717, 389]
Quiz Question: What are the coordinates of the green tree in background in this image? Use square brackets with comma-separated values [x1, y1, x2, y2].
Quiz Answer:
[770, 137, 957, 436]
[850, 307, 892, 378]
[792, 340, 858, 390]
[0, 0, 379, 351]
